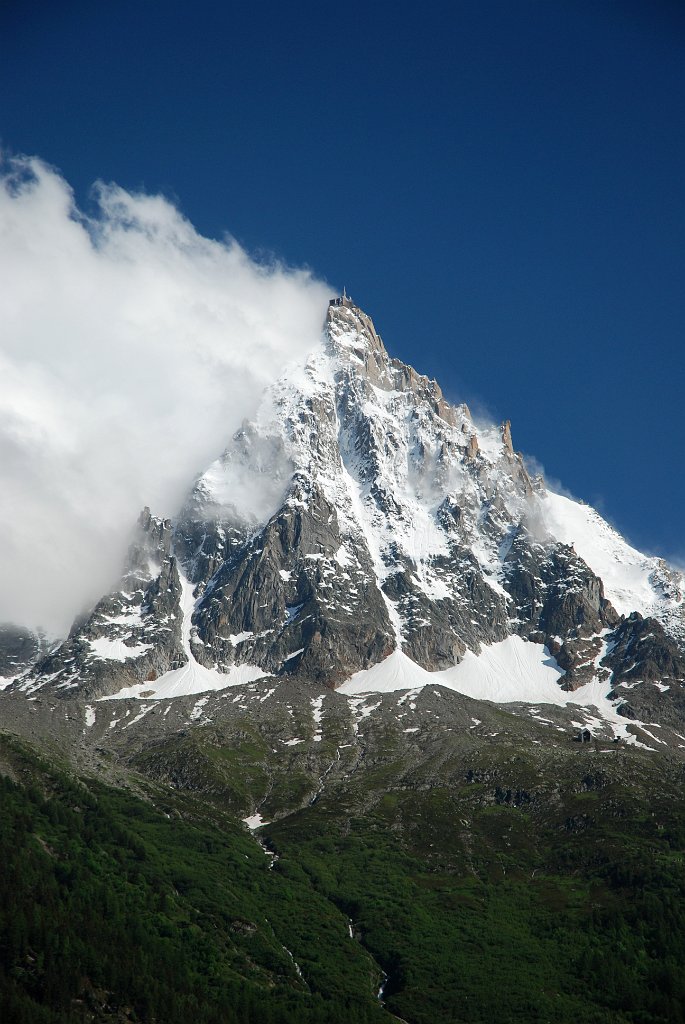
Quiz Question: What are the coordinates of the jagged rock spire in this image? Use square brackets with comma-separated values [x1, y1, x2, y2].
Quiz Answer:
[10, 298, 685, 718]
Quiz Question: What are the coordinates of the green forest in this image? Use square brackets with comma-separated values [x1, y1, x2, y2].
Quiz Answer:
[2, 733, 685, 1024]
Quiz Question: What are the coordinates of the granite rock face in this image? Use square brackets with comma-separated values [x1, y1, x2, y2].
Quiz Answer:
[170, 299, 533, 683]
[19, 509, 186, 698]
[185, 478, 395, 687]
[9, 297, 685, 730]
[502, 529, 621, 689]
[604, 613, 685, 726]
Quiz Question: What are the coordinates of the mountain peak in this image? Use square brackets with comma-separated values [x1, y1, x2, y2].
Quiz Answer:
[325, 294, 391, 383]
[7, 296, 685, 745]
[325, 296, 460, 430]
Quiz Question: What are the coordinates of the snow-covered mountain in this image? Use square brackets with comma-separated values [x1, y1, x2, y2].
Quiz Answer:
[6, 295, 685, 741]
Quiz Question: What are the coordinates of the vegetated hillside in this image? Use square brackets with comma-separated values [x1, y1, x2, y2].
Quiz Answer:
[0, 736, 386, 1024]
[2, 727, 685, 1024]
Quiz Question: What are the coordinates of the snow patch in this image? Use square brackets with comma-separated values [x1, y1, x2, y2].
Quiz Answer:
[229, 631, 254, 645]
[334, 544, 354, 568]
[311, 695, 325, 741]
[189, 696, 209, 721]
[283, 648, 304, 663]
[89, 637, 152, 662]
[243, 813, 269, 830]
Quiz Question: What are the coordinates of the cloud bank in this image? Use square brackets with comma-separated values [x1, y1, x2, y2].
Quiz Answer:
[0, 155, 331, 634]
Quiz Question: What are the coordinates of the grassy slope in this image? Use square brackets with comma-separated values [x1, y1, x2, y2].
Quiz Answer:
[2, 728, 685, 1024]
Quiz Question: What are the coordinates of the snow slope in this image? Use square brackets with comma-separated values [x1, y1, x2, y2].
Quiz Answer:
[339, 638, 565, 701]
[339, 636, 639, 740]
[541, 491, 684, 626]
[542, 492, 658, 615]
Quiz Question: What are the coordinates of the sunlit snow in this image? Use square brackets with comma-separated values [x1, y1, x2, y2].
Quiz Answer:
[541, 492, 670, 617]
[339, 636, 639, 741]
[89, 637, 153, 662]
[243, 813, 269, 830]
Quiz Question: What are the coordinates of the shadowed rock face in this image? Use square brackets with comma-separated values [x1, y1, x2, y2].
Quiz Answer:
[20, 509, 187, 699]
[7, 299, 685, 728]
[504, 530, 618, 638]
[185, 479, 395, 686]
[0, 625, 44, 679]
[603, 614, 685, 727]
[502, 529, 621, 690]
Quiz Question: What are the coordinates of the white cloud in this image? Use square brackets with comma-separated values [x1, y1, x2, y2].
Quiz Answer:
[0, 155, 331, 634]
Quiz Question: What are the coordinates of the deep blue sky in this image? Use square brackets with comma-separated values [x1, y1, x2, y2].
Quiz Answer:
[1, 0, 683, 561]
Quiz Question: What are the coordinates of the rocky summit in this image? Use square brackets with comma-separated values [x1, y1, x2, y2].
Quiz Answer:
[4, 294, 685, 746]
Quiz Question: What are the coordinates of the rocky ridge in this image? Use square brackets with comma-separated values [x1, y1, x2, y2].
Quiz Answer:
[5, 295, 685, 744]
